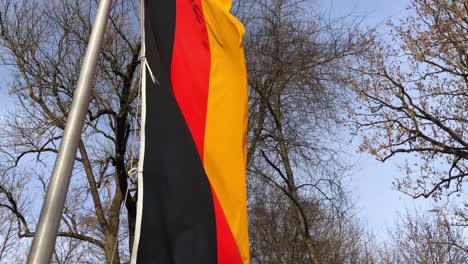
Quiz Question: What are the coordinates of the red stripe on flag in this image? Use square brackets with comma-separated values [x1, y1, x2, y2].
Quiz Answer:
[171, 0, 210, 155]
[171, 0, 244, 262]
[212, 188, 244, 264]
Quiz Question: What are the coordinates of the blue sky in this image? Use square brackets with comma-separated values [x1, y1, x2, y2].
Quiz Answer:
[318, 0, 437, 240]
[320, 0, 409, 24]
[0, 66, 14, 114]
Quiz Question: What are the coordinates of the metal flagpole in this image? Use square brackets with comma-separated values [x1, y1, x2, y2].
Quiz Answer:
[27, 0, 113, 263]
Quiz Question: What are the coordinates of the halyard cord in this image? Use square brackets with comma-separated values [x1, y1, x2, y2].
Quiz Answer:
[130, 0, 146, 262]
[111, 65, 142, 264]
[145, 60, 159, 85]
[131, 36, 160, 264]
[130, 57, 146, 264]
[130, 34, 158, 264]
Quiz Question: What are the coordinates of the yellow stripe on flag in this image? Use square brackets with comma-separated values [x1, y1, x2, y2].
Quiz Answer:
[202, 0, 250, 263]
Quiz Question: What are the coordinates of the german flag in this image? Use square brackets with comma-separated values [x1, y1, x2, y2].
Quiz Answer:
[131, 0, 249, 263]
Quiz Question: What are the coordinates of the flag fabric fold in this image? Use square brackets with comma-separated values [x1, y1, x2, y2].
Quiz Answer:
[131, 0, 249, 263]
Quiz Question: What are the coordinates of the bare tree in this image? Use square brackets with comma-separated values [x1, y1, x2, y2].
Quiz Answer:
[0, 0, 140, 262]
[242, 0, 368, 262]
[0, 167, 30, 264]
[248, 180, 379, 264]
[385, 210, 468, 264]
[349, 0, 467, 203]
[0, 209, 17, 262]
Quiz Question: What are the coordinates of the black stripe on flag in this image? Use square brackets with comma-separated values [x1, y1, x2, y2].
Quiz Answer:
[135, 1, 217, 263]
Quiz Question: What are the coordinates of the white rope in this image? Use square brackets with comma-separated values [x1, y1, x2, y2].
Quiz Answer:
[129, 0, 147, 262]
[110, 73, 142, 263]
[145, 60, 159, 85]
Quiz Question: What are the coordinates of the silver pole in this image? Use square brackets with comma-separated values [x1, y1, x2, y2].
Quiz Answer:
[27, 0, 113, 263]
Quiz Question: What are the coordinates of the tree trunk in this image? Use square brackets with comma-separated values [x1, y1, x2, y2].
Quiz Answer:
[274, 93, 320, 264]
[104, 232, 121, 264]
[127, 210, 136, 255]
